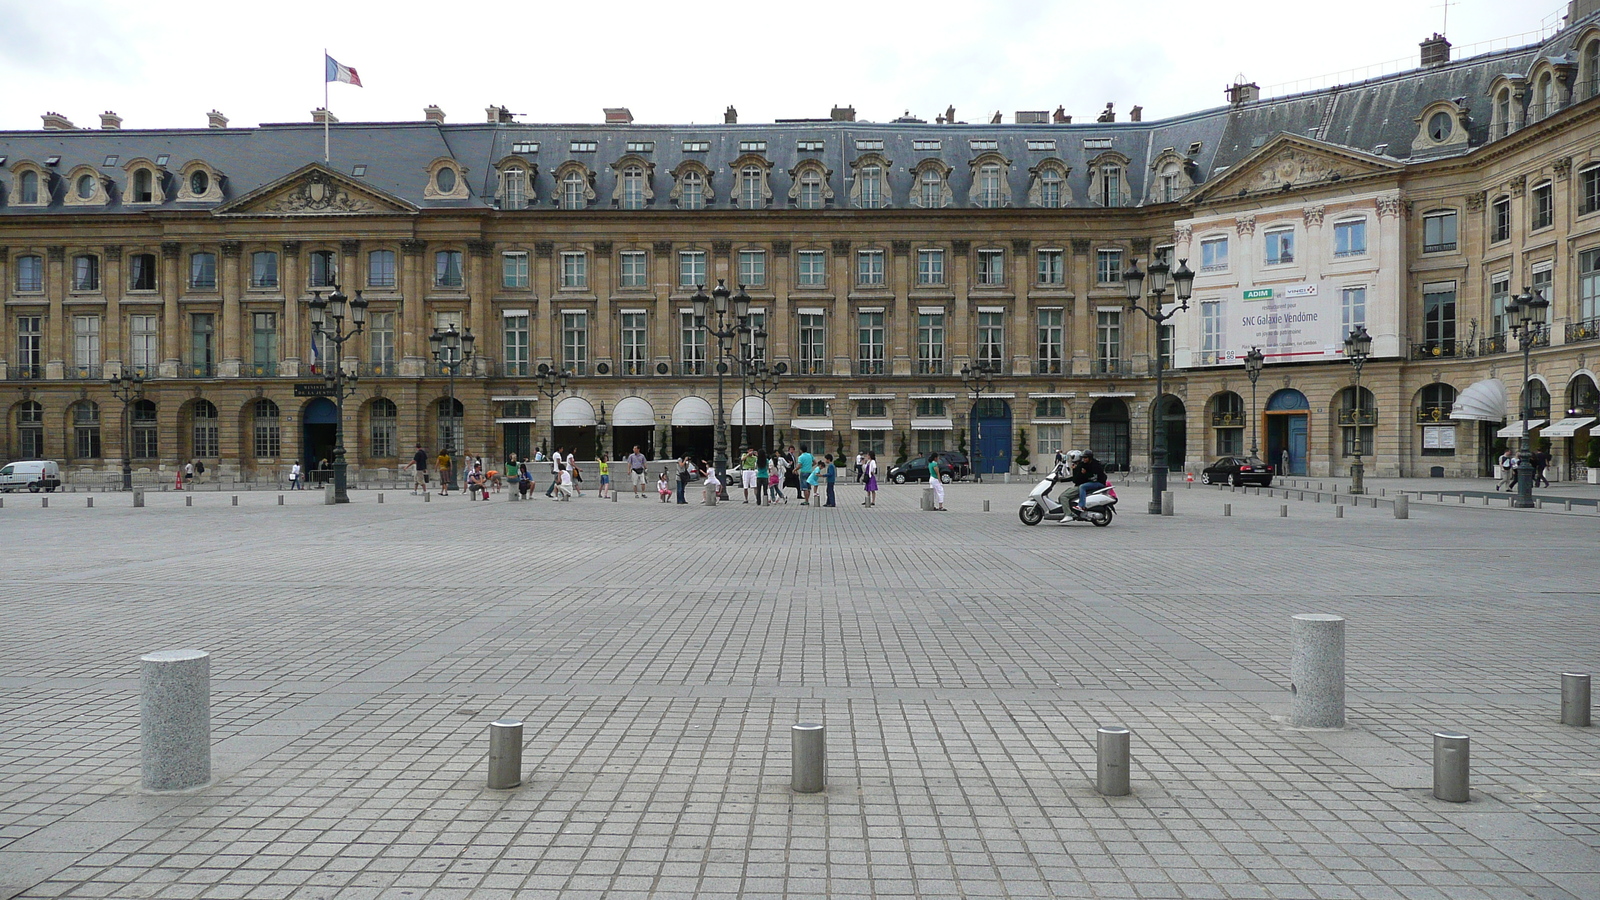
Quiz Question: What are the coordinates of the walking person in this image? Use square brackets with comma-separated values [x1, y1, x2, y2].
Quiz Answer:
[769, 453, 786, 503]
[569, 452, 583, 498]
[1497, 448, 1517, 491]
[289, 460, 303, 490]
[928, 452, 947, 511]
[854, 451, 865, 483]
[436, 450, 451, 496]
[755, 452, 769, 506]
[628, 446, 648, 498]
[782, 446, 800, 499]
[1533, 445, 1551, 488]
[546, 447, 563, 498]
[796, 447, 814, 503]
[863, 451, 879, 506]
[824, 453, 838, 507]
[184, 460, 195, 490]
[411, 445, 429, 494]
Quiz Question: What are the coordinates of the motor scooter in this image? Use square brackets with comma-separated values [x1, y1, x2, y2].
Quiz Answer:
[1018, 469, 1117, 526]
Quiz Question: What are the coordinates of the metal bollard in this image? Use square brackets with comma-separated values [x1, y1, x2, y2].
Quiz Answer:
[1565, 500, 1572, 512]
[1562, 673, 1592, 727]
[424, 491, 431, 502]
[983, 499, 990, 512]
[134, 489, 144, 508]
[1394, 495, 1408, 519]
[1432, 732, 1470, 802]
[231, 495, 238, 506]
[1290, 614, 1345, 728]
[86, 496, 93, 508]
[377, 493, 384, 504]
[486, 719, 524, 789]
[791, 722, 825, 793]
[278, 494, 285, 505]
[184, 495, 192, 507]
[1280, 504, 1288, 517]
[1223, 503, 1231, 516]
[612, 489, 618, 503]
[141, 649, 211, 791]
[1336, 505, 1344, 518]
[1095, 726, 1131, 796]
[1160, 492, 1174, 516]
[1482, 495, 1489, 506]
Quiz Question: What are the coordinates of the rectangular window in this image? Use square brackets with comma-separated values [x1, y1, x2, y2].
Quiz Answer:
[562, 311, 588, 374]
[307, 249, 336, 288]
[435, 250, 463, 288]
[253, 406, 280, 459]
[625, 141, 654, 153]
[857, 399, 887, 418]
[682, 141, 710, 152]
[74, 403, 101, 459]
[1217, 427, 1243, 456]
[1263, 229, 1295, 266]
[1037, 309, 1063, 374]
[1035, 398, 1068, 418]
[369, 406, 396, 459]
[976, 249, 1005, 286]
[746, 310, 766, 364]
[252, 312, 278, 376]
[367, 311, 394, 376]
[1581, 249, 1600, 321]
[797, 250, 826, 287]
[1036, 249, 1064, 285]
[1096, 249, 1123, 285]
[619, 250, 648, 288]
[678, 249, 706, 288]
[915, 398, 947, 417]
[502, 251, 529, 289]
[1422, 281, 1457, 349]
[680, 311, 706, 375]
[1036, 425, 1064, 459]
[189, 313, 215, 376]
[73, 315, 100, 373]
[918, 249, 945, 286]
[1159, 323, 1174, 370]
[503, 312, 529, 376]
[1532, 183, 1554, 230]
[1333, 219, 1367, 257]
[1423, 211, 1458, 252]
[852, 139, 880, 151]
[977, 311, 1005, 369]
[857, 430, 886, 457]
[73, 255, 100, 291]
[1531, 267, 1553, 321]
[912, 139, 941, 152]
[128, 253, 156, 291]
[129, 315, 158, 374]
[739, 140, 767, 153]
[1341, 287, 1366, 336]
[1200, 237, 1228, 272]
[1583, 167, 1600, 215]
[857, 311, 884, 374]
[916, 431, 950, 456]
[560, 251, 588, 289]
[917, 312, 945, 374]
[1200, 301, 1223, 365]
[1096, 310, 1122, 374]
[15, 316, 42, 377]
[620, 312, 648, 375]
[367, 250, 396, 289]
[15, 255, 42, 292]
[798, 312, 826, 374]
[569, 141, 597, 152]
[857, 250, 885, 287]
[251, 251, 279, 289]
[797, 398, 828, 417]
[738, 249, 766, 287]
[1491, 273, 1511, 336]
[1101, 166, 1122, 207]
[1492, 197, 1511, 243]
[501, 167, 526, 209]
[189, 252, 217, 290]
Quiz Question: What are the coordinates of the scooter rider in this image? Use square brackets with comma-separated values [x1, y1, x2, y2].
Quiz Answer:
[1070, 450, 1108, 512]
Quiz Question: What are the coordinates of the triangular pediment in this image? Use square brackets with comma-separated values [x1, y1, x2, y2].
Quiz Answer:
[1189, 134, 1404, 204]
[214, 163, 418, 217]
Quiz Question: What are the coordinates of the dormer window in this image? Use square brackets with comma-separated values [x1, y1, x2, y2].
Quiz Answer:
[789, 160, 832, 209]
[1427, 111, 1453, 142]
[436, 168, 456, 193]
[18, 170, 38, 204]
[424, 158, 469, 200]
[189, 170, 209, 195]
[133, 169, 153, 202]
[502, 167, 527, 209]
[851, 154, 892, 209]
[912, 159, 952, 209]
[76, 174, 95, 200]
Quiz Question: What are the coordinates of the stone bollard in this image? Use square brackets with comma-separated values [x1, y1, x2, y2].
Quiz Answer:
[86, 496, 93, 508]
[1223, 503, 1231, 517]
[1562, 673, 1592, 727]
[141, 649, 211, 791]
[1482, 495, 1489, 506]
[1280, 504, 1288, 517]
[424, 492, 431, 503]
[486, 719, 524, 789]
[1160, 492, 1174, 516]
[1336, 505, 1344, 518]
[324, 484, 336, 505]
[1394, 495, 1408, 519]
[278, 494, 285, 505]
[703, 484, 718, 506]
[983, 499, 990, 512]
[791, 722, 825, 793]
[184, 496, 192, 507]
[1290, 614, 1345, 728]
[612, 489, 618, 503]
[133, 490, 145, 508]
[1433, 732, 1470, 802]
[231, 495, 238, 506]
[921, 487, 936, 511]
[1095, 725, 1131, 796]
[378, 493, 384, 504]
[1565, 500, 1572, 512]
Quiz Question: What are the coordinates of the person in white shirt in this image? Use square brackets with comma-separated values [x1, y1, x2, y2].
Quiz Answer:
[289, 461, 303, 490]
[555, 466, 575, 500]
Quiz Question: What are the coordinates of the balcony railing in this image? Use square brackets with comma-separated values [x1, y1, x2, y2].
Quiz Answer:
[857, 360, 885, 376]
[1411, 340, 1458, 359]
[1416, 404, 1453, 423]
[1479, 334, 1508, 356]
[1566, 318, 1600, 344]
[6, 365, 44, 381]
[70, 365, 102, 379]
[1337, 408, 1378, 426]
[1092, 358, 1128, 377]
[247, 362, 278, 377]
[182, 363, 216, 378]
[1211, 411, 1244, 427]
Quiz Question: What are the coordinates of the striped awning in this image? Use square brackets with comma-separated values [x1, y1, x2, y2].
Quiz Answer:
[1450, 379, 1507, 422]
[790, 417, 834, 432]
[911, 418, 954, 430]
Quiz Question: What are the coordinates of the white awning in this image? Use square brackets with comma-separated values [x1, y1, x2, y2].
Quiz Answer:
[911, 418, 955, 430]
[731, 397, 775, 426]
[671, 396, 715, 426]
[1451, 379, 1508, 422]
[611, 396, 654, 427]
[790, 417, 834, 432]
[1541, 416, 1596, 438]
[1496, 419, 1547, 438]
[552, 396, 595, 427]
[493, 417, 538, 425]
[850, 418, 894, 431]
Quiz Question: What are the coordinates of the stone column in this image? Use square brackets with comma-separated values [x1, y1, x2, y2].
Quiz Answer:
[535, 241, 556, 370]
[770, 241, 792, 373]
[159, 242, 182, 377]
[398, 239, 426, 375]
[103, 246, 124, 374]
[890, 240, 912, 376]
[280, 242, 302, 377]
[140, 649, 210, 791]
[950, 240, 971, 367]
[219, 241, 242, 377]
[830, 239, 852, 375]
[1010, 238, 1031, 376]
[466, 240, 493, 376]
[46, 246, 67, 378]
[593, 241, 614, 373]
[1069, 238, 1091, 375]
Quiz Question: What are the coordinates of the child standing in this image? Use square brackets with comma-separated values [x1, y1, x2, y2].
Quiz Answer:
[597, 457, 611, 498]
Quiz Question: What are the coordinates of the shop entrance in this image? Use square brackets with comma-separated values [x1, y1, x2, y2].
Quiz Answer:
[301, 397, 338, 482]
[1264, 389, 1308, 475]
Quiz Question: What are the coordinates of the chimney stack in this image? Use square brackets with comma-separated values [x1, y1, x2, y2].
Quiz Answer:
[604, 107, 634, 125]
[311, 108, 339, 124]
[830, 105, 856, 122]
[1420, 33, 1451, 66]
[424, 105, 445, 123]
[41, 111, 74, 130]
[724, 105, 738, 124]
[100, 111, 122, 130]
[207, 110, 228, 129]
[1130, 105, 1143, 123]
[1226, 78, 1260, 107]
[1053, 106, 1069, 124]
[486, 105, 513, 123]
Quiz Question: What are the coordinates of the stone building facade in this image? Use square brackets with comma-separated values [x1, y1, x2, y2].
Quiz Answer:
[4, 9, 1600, 484]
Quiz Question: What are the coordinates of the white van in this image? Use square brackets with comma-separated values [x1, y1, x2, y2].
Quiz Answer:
[0, 460, 62, 492]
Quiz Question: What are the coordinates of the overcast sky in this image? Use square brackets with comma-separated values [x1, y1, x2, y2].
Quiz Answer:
[0, 0, 1569, 132]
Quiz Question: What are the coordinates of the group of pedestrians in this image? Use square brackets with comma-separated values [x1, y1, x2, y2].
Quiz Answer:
[1496, 446, 1552, 490]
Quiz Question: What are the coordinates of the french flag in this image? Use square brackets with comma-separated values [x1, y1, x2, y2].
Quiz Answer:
[324, 54, 362, 87]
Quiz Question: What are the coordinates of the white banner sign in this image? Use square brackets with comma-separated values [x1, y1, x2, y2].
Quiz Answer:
[1201, 282, 1347, 366]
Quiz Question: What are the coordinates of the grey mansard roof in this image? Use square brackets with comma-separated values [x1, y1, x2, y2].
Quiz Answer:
[0, 13, 1592, 219]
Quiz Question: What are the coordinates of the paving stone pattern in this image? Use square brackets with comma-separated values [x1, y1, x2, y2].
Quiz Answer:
[0, 481, 1595, 899]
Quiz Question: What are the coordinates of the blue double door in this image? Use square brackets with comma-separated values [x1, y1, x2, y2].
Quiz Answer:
[970, 399, 1012, 475]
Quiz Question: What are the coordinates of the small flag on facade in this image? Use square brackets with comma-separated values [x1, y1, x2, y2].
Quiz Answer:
[325, 54, 362, 87]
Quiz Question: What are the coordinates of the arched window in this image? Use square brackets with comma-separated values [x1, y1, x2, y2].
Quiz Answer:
[1569, 374, 1599, 415]
[253, 399, 281, 458]
[561, 170, 586, 210]
[17, 400, 44, 458]
[72, 401, 101, 459]
[1338, 387, 1376, 457]
[740, 164, 764, 207]
[1419, 383, 1457, 421]
[1212, 391, 1245, 455]
[19, 170, 39, 204]
[1535, 72, 1556, 120]
[797, 169, 824, 209]
[132, 399, 158, 459]
[501, 167, 526, 210]
[1525, 380, 1552, 418]
[1586, 40, 1600, 99]
[680, 169, 705, 210]
[917, 165, 947, 208]
[437, 398, 464, 452]
[857, 164, 884, 208]
[132, 168, 153, 203]
[977, 163, 1003, 208]
[369, 398, 397, 458]
[192, 400, 219, 458]
[620, 165, 646, 210]
[1038, 167, 1063, 207]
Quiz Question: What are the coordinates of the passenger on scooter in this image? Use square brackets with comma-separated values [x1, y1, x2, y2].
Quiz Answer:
[1070, 450, 1108, 511]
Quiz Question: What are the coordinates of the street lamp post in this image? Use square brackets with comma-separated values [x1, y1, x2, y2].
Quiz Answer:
[741, 326, 783, 507]
[693, 279, 753, 500]
[1343, 326, 1373, 495]
[1122, 257, 1196, 514]
[595, 402, 608, 464]
[1243, 346, 1264, 459]
[428, 323, 476, 492]
[108, 370, 146, 490]
[309, 285, 369, 503]
[1507, 287, 1550, 509]
[535, 362, 572, 462]
[959, 361, 997, 482]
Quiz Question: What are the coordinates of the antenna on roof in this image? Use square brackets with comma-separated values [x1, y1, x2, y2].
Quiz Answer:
[1432, 0, 1454, 35]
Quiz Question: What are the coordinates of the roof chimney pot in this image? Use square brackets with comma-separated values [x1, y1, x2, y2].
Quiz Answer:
[100, 111, 122, 130]
[424, 105, 445, 123]
[724, 105, 738, 124]
[41, 111, 74, 130]
[311, 108, 339, 124]
[1420, 32, 1452, 66]
[830, 105, 856, 122]
[1226, 79, 1260, 106]
[604, 107, 634, 124]
[206, 110, 228, 129]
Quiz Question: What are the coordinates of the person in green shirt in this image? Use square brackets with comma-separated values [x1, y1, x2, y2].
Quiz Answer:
[740, 447, 759, 503]
[755, 453, 769, 505]
[597, 457, 611, 499]
[928, 452, 946, 510]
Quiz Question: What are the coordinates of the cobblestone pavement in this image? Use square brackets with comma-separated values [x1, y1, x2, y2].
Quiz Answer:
[0, 478, 1595, 899]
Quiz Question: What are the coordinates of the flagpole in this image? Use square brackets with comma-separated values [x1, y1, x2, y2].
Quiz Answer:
[323, 48, 330, 163]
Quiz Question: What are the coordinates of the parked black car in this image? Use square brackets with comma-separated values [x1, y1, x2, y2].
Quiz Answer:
[888, 455, 957, 484]
[1199, 455, 1274, 486]
[940, 452, 972, 480]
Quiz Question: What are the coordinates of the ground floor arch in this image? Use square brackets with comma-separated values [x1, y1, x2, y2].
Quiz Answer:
[1089, 398, 1130, 472]
[1265, 389, 1309, 475]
